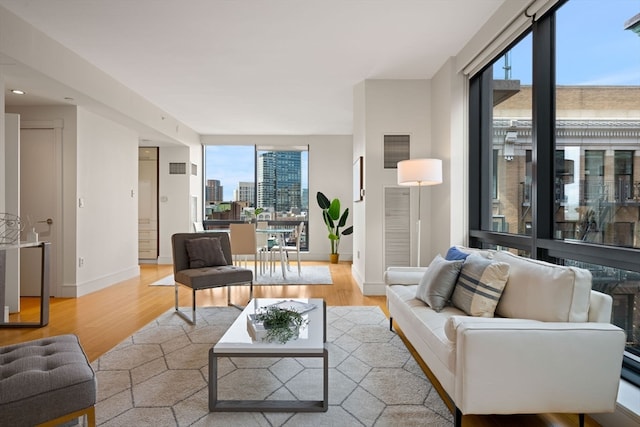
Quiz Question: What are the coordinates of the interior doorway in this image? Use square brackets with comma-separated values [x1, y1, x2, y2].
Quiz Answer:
[138, 147, 158, 261]
[19, 122, 62, 297]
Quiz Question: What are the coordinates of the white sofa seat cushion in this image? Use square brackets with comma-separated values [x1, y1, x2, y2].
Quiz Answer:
[388, 284, 464, 373]
[493, 250, 592, 322]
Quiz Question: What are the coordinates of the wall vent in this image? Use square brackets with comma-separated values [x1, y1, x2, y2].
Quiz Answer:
[384, 135, 410, 168]
[384, 187, 411, 268]
[169, 162, 186, 174]
[191, 163, 198, 176]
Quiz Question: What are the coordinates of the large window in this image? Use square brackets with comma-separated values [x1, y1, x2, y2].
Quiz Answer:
[470, 0, 640, 385]
[204, 145, 309, 249]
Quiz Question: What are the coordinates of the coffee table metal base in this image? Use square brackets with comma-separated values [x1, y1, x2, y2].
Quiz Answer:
[209, 348, 329, 412]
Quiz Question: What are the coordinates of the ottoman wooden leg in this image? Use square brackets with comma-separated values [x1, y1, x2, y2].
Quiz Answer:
[36, 405, 96, 427]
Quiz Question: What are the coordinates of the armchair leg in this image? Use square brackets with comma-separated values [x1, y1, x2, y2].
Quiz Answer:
[578, 414, 584, 427]
[389, 317, 393, 331]
[174, 284, 197, 325]
[455, 407, 462, 427]
[226, 283, 253, 310]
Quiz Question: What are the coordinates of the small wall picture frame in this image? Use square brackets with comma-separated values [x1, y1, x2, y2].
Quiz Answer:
[353, 156, 364, 202]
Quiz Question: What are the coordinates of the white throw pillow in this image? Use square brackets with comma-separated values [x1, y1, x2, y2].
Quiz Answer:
[415, 255, 464, 312]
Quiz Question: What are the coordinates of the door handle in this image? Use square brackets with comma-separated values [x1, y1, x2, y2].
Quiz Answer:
[37, 218, 53, 225]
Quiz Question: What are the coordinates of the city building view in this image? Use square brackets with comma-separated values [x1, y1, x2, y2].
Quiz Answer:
[204, 146, 309, 248]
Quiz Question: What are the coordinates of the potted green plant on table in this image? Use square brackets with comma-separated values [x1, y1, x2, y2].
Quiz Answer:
[253, 306, 307, 343]
[316, 191, 353, 263]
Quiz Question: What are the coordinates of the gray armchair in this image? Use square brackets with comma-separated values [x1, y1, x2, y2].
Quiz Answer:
[171, 232, 253, 324]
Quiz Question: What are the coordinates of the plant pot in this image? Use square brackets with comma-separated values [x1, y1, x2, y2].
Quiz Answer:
[329, 253, 340, 264]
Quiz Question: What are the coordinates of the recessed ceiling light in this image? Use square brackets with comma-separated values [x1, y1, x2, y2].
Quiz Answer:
[10, 89, 26, 95]
[64, 97, 74, 101]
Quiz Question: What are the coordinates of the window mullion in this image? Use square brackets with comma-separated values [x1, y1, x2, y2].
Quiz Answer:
[531, 14, 556, 257]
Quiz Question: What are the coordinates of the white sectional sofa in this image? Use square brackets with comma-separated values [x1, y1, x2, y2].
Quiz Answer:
[384, 247, 626, 427]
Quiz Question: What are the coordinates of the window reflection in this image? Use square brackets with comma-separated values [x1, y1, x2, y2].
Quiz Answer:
[564, 259, 640, 355]
[490, 34, 533, 236]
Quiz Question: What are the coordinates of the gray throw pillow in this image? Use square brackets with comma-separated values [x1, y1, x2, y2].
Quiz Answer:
[451, 252, 510, 317]
[415, 255, 464, 312]
[185, 237, 228, 268]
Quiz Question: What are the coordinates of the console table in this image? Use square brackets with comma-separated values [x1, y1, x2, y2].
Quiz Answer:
[0, 241, 50, 327]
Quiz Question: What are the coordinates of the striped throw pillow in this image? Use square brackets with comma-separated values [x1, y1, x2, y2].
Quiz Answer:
[451, 253, 510, 317]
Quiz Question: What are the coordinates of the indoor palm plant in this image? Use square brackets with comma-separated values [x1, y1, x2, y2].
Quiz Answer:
[316, 191, 353, 263]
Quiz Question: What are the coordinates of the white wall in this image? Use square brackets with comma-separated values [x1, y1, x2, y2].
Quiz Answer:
[0, 76, 5, 212]
[190, 144, 203, 225]
[430, 58, 467, 254]
[75, 107, 139, 295]
[353, 79, 431, 295]
[157, 145, 193, 264]
[352, 83, 367, 287]
[200, 135, 353, 261]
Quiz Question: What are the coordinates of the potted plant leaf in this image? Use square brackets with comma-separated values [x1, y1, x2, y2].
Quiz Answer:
[316, 191, 353, 263]
[252, 306, 307, 343]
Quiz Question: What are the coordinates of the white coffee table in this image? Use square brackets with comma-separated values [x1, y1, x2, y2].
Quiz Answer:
[208, 298, 327, 412]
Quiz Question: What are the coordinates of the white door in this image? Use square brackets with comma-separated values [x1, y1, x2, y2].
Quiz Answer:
[20, 127, 60, 297]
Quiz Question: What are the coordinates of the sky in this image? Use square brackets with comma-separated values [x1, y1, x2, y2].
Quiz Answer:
[206, 145, 255, 201]
[498, 0, 640, 85]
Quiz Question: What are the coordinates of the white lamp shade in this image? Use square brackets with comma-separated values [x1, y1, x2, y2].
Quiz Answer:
[397, 158, 443, 186]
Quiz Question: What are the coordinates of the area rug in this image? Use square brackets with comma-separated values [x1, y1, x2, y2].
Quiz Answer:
[92, 306, 452, 426]
[252, 265, 332, 285]
[150, 275, 175, 286]
[151, 266, 333, 287]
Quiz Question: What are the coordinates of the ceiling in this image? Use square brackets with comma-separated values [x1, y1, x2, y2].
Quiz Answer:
[0, 0, 506, 137]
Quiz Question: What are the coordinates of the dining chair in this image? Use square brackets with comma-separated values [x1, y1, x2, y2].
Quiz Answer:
[256, 221, 269, 275]
[270, 221, 304, 275]
[229, 223, 258, 273]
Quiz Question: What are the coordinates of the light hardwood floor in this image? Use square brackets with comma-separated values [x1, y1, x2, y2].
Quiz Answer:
[0, 261, 598, 427]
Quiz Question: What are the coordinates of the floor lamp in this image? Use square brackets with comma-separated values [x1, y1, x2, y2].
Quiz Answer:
[397, 158, 443, 267]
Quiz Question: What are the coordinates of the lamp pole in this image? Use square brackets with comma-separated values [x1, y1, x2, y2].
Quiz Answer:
[397, 158, 443, 268]
[416, 181, 423, 267]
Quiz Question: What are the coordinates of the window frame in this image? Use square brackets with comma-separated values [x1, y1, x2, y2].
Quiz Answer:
[468, 0, 640, 386]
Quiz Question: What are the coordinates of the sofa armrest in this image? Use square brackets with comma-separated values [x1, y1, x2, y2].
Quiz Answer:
[383, 267, 428, 285]
[451, 318, 626, 415]
[589, 290, 613, 322]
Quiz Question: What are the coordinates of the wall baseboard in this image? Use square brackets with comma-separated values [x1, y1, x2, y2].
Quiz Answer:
[60, 266, 140, 297]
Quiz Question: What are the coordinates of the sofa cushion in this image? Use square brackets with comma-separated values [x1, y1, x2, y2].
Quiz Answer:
[493, 251, 592, 322]
[445, 246, 470, 261]
[185, 237, 228, 268]
[451, 253, 510, 317]
[415, 255, 464, 312]
[387, 284, 463, 376]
